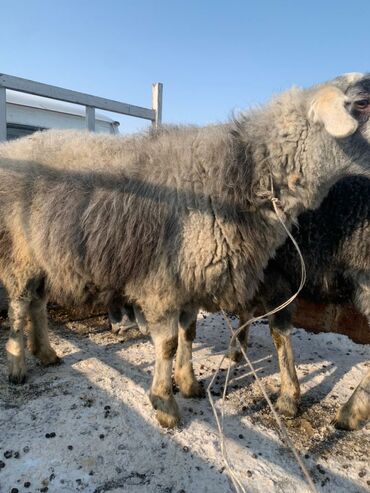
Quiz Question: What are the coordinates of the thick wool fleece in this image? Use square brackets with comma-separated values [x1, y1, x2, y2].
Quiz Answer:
[0, 74, 369, 324]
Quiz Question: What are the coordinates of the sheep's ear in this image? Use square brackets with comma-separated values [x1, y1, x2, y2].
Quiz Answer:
[308, 86, 358, 138]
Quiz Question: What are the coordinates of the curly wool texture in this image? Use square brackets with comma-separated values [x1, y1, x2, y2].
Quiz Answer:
[0, 75, 369, 322]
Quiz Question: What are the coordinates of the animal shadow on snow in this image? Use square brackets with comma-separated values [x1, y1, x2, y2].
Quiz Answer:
[0, 317, 234, 493]
[0, 312, 368, 492]
[193, 313, 367, 415]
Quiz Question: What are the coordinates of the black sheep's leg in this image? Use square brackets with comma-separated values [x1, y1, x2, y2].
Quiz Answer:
[174, 310, 204, 398]
[334, 277, 370, 429]
[334, 370, 370, 430]
[269, 310, 300, 418]
[227, 311, 251, 363]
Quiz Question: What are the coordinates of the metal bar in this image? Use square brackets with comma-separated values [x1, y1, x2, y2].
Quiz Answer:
[85, 106, 95, 131]
[0, 73, 156, 121]
[0, 87, 6, 142]
[152, 82, 163, 127]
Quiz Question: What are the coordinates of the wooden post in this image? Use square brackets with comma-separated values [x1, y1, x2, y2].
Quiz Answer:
[152, 83, 163, 128]
[85, 105, 95, 131]
[0, 87, 6, 141]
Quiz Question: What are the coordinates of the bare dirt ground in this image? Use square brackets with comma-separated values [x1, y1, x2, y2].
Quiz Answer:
[0, 310, 369, 493]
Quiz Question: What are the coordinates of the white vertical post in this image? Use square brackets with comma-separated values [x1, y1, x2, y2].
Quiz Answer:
[85, 105, 95, 131]
[152, 83, 163, 128]
[0, 87, 6, 141]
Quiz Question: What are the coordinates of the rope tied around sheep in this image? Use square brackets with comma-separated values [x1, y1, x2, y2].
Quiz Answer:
[206, 177, 319, 493]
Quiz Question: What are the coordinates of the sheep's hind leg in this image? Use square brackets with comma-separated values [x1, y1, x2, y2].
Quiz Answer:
[227, 312, 250, 363]
[334, 369, 370, 430]
[334, 279, 370, 429]
[174, 312, 204, 398]
[149, 313, 180, 428]
[28, 292, 60, 366]
[270, 315, 300, 418]
[6, 298, 29, 384]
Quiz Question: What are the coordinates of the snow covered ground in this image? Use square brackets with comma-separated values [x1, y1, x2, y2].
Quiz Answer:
[0, 309, 369, 493]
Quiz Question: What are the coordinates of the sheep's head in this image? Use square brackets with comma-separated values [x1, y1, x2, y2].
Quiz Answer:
[345, 75, 370, 132]
[308, 73, 370, 139]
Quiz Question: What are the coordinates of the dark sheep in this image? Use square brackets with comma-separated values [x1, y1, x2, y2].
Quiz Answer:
[229, 175, 370, 430]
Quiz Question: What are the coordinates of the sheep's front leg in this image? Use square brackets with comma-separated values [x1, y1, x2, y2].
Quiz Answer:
[28, 297, 60, 366]
[227, 312, 250, 363]
[174, 313, 204, 398]
[6, 298, 29, 384]
[270, 320, 300, 418]
[149, 314, 180, 428]
[334, 370, 370, 430]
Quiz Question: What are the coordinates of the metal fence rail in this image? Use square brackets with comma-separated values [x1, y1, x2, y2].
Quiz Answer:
[0, 73, 163, 141]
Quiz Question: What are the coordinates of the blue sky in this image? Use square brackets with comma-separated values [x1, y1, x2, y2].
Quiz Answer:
[1, 0, 369, 133]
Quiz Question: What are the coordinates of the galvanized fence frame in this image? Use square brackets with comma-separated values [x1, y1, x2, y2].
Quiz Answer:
[0, 73, 163, 141]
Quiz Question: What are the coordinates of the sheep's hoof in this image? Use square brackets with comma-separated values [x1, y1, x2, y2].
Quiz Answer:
[275, 394, 299, 418]
[226, 348, 243, 363]
[8, 356, 27, 384]
[179, 378, 205, 399]
[110, 320, 140, 336]
[149, 392, 180, 428]
[43, 354, 62, 367]
[332, 405, 361, 431]
[34, 349, 61, 366]
[8, 369, 26, 385]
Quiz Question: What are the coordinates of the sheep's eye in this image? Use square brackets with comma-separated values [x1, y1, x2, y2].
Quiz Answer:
[354, 99, 369, 110]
